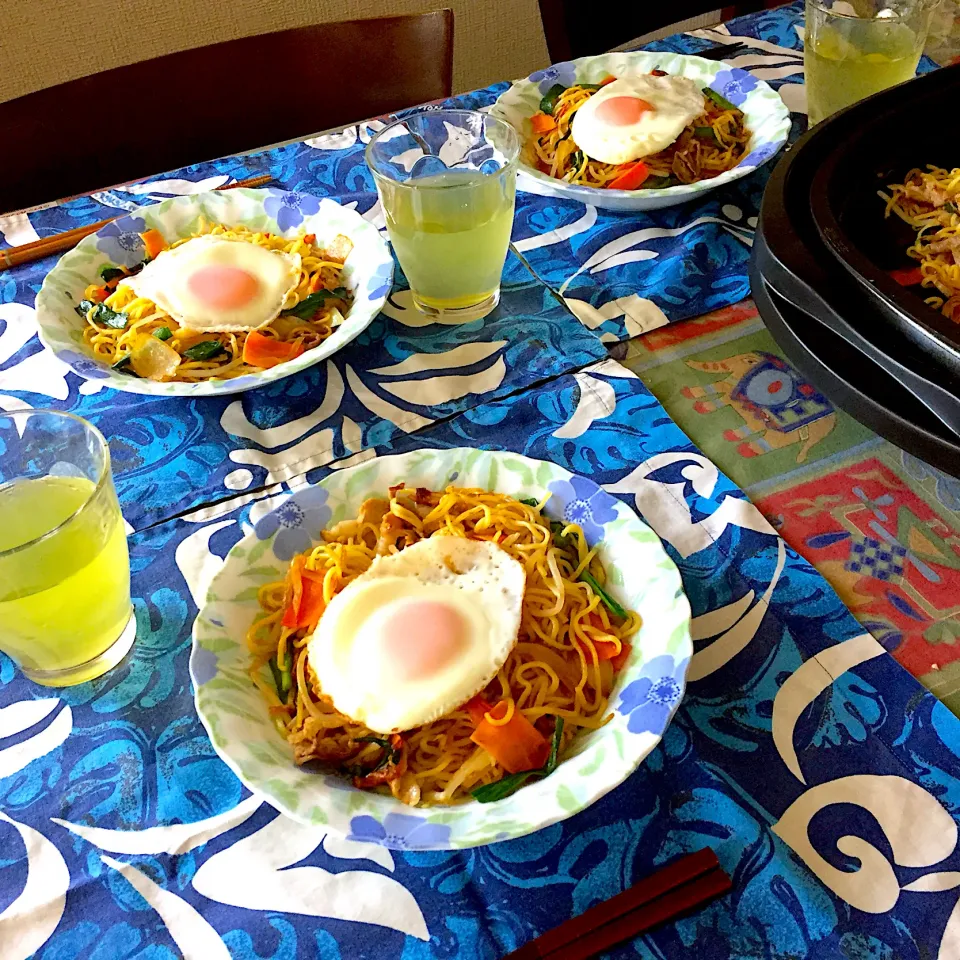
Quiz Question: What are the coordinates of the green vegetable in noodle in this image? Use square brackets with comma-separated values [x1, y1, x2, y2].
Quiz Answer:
[277, 650, 292, 695]
[703, 86, 737, 112]
[282, 287, 348, 320]
[643, 175, 679, 189]
[153, 326, 173, 341]
[98, 264, 126, 284]
[549, 519, 576, 551]
[471, 717, 564, 803]
[111, 355, 132, 371]
[694, 125, 718, 141]
[539, 83, 567, 115]
[580, 569, 626, 620]
[517, 497, 540, 507]
[945, 201, 959, 215]
[75, 300, 129, 329]
[182, 340, 225, 362]
[268, 656, 284, 698]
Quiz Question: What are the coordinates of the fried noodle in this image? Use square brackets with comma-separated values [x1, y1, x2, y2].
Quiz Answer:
[246, 484, 642, 806]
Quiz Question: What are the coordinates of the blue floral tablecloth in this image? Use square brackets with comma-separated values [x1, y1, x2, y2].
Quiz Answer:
[4, 4, 960, 959]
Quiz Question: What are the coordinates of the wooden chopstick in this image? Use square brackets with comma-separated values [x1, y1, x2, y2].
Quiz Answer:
[502, 849, 731, 960]
[0, 174, 273, 271]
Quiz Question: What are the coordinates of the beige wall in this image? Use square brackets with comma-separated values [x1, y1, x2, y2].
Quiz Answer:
[0, 0, 550, 103]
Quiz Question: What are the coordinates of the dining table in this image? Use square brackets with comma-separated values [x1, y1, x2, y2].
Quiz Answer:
[3, 2, 960, 958]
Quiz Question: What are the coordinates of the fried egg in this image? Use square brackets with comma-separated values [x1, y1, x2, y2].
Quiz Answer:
[571, 74, 705, 165]
[122, 234, 301, 332]
[307, 537, 526, 734]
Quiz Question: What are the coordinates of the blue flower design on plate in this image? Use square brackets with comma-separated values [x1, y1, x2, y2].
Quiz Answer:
[529, 61, 577, 95]
[254, 486, 332, 561]
[95, 215, 147, 267]
[60, 350, 111, 379]
[711, 68, 759, 106]
[263, 190, 322, 232]
[618, 654, 687, 735]
[348, 813, 451, 850]
[547, 475, 618, 547]
[365, 263, 394, 301]
[740, 141, 780, 168]
[192, 646, 218, 685]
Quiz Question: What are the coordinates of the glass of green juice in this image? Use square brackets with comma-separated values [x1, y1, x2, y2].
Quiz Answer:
[366, 109, 520, 322]
[805, 0, 934, 126]
[0, 410, 135, 686]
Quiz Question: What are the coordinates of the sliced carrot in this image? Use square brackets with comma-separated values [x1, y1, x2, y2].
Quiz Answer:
[282, 556, 327, 630]
[609, 160, 650, 191]
[89, 286, 108, 303]
[890, 266, 924, 287]
[530, 113, 557, 134]
[465, 694, 492, 726]
[610, 641, 632, 671]
[600, 74, 617, 86]
[141, 228, 167, 260]
[303, 233, 316, 245]
[470, 700, 550, 774]
[243, 331, 305, 369]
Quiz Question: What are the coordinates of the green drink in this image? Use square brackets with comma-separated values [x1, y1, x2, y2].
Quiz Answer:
[0, 411, 134, 686]
[382, 172, 516, 312]
[367, 110, 520, 322]
[805, 0, 931, 126]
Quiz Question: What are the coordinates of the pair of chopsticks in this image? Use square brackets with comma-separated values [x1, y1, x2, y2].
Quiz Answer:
[503, 848, 731, 960]
[0, 174, 273, 271]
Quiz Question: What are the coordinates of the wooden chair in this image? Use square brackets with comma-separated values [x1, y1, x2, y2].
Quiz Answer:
[0, 11, 454, 213]
[536, 1, 764, 62]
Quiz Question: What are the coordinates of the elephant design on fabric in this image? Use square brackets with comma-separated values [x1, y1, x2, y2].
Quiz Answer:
[681, 351, 836, 463]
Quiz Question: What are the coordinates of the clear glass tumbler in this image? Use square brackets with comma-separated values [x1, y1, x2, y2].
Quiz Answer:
[0, 410, 134, 686]
[805, 0, 934, 125]
[366, 109, 520, 323]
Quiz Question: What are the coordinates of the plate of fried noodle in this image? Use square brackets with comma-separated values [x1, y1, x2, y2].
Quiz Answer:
[191, 448, 693, 850]
[35, 188, 393, 396]
[490, 51, 790, 211]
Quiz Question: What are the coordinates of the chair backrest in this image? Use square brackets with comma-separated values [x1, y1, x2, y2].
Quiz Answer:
[536, 1, 751, 61]
[0, 11, 454, 214]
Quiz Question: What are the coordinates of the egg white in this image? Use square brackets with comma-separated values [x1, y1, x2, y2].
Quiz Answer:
[307, 537, 526, 734]
[121, 234, 302, 333]
[571, 74, 706, 166]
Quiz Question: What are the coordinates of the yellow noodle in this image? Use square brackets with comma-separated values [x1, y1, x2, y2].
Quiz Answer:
[527, 82, 750, 189]
[79, 223, 350, 382]
[245, 485, 642, 806]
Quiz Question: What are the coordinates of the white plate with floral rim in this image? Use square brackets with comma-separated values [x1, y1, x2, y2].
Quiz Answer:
[190, 447, 692, 850]
[34, 188, 394, 396]
[489, 51, 791, 212]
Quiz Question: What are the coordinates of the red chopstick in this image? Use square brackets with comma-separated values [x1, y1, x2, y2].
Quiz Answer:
[502, 849, 731, 960]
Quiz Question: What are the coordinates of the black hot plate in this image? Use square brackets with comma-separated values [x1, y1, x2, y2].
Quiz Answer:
[810, 64, 960, 373]
[751, 70, 960, 477]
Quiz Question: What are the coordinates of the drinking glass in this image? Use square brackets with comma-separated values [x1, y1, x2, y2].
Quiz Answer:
[366, 109, 520, 322]
[0, 410, 134, 685]
[805, 0, 934, 125]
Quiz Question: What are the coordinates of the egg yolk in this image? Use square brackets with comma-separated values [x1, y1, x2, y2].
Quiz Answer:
[187, 264, 260, 310]
[381, 600, 467, 681]
[595, 96, 655, 127]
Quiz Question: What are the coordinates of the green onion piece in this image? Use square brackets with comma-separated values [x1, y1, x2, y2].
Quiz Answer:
[579, 82, 603, 91]
[98, 264, 126, 283]
[550, 519, 576, 551]
[580, 569, 627, 620]
[282, 287, 348, 319]
[518, 497, 540, 507]
[92, 303, 128, 329]
[694, 125, 718, 141]
[539, 83, 567, 115]
[268, 657, 284, 697]
[703, 86, 737, 112]
[471, 717, 564, 803]
[153, 326, 173, 341]
[643, 175, 679, 189]
[75, 299, 95, 318]
[279, 651, 292, 695]
[182, 340, 225, 362]
[112, 355, 132, 371]
[945, 201, 959, 215]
